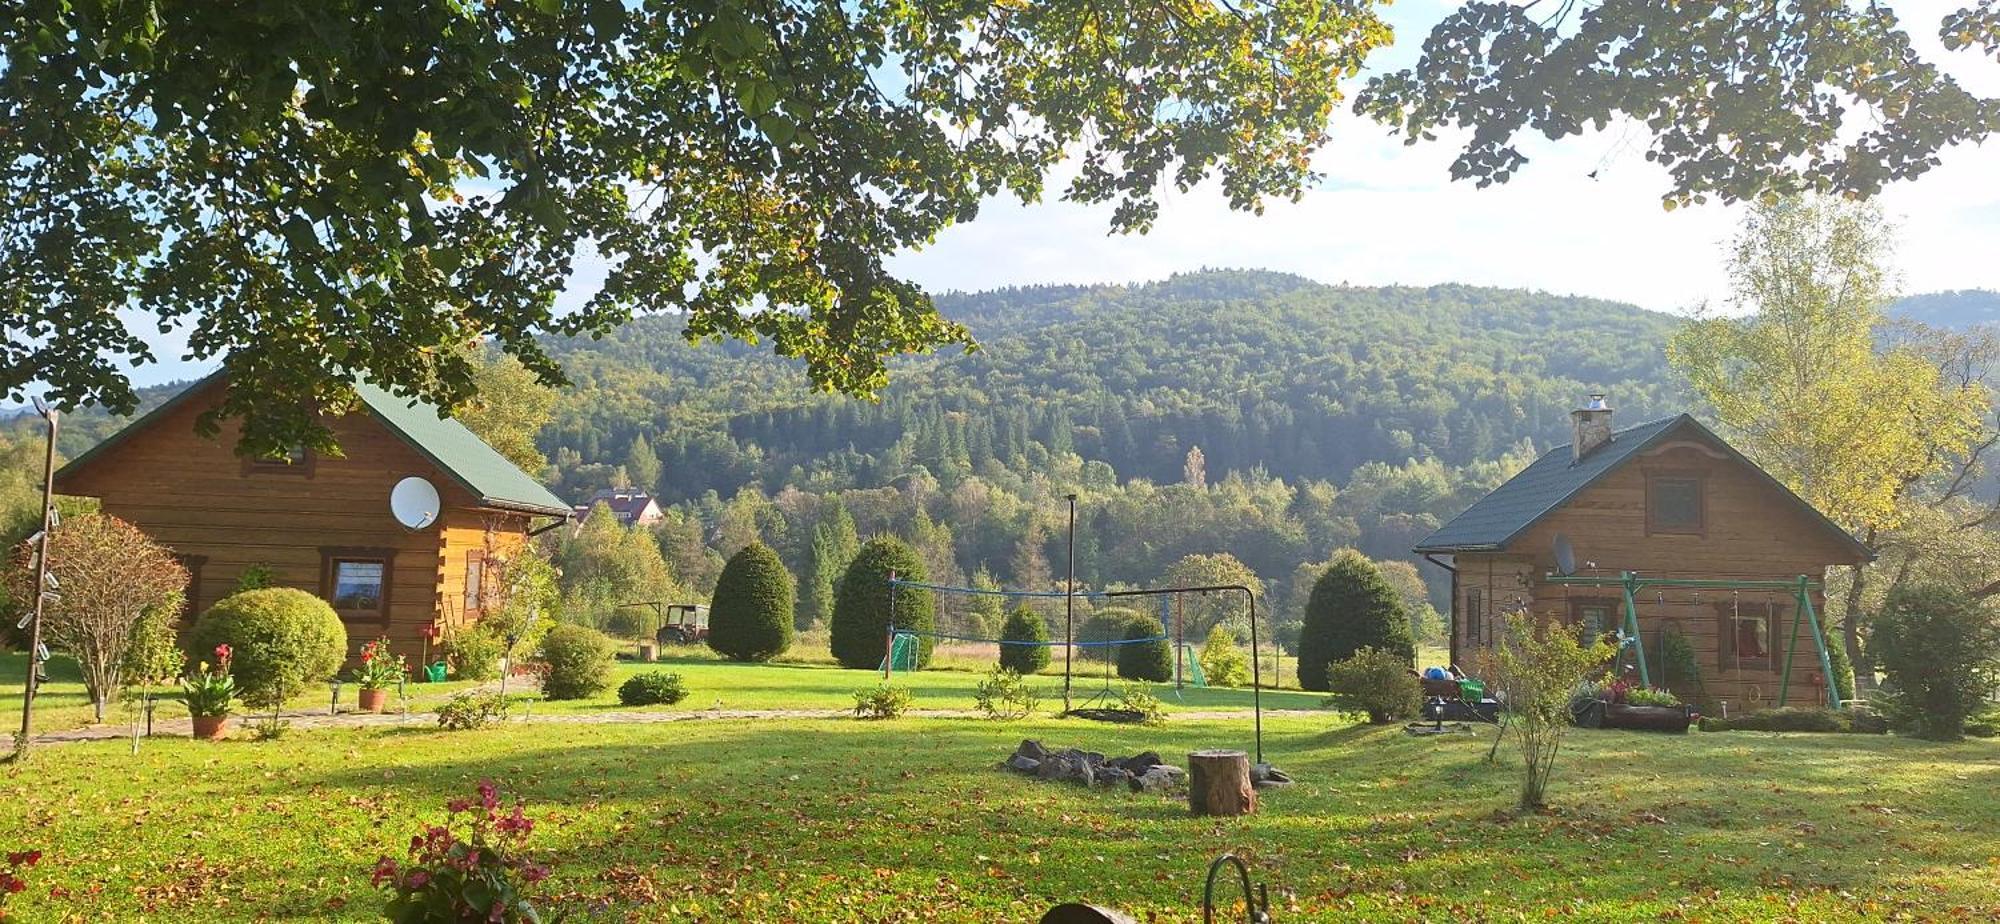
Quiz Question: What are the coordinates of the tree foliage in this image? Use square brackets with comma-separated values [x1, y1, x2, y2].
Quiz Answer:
[1160, 553, 1262, 639]
[1297, 552, 1414, 691]
[553, 503, 685, 632]
[455, 348, 558, 475]
[1358, 2, 2000, 208]
[3, 2, 1392, 456]
[1669, 197, 1989, 534]
[1326, 646, 1421, 724]
[1872, 582, 2000, 741]
[1198, 624, 1250, 688]
[4, 513, 186, 720]
[707, 541, 796, 662]
[830, 537, 931, 670]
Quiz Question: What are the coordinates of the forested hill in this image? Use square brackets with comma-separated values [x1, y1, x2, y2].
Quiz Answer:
[539, 270, 1688, 503]
[1892, 290, 2000, 330]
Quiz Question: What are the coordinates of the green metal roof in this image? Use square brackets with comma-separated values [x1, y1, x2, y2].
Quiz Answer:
[354, 381, 571, 517]
[57, 372, 570, 518]
[1412, 414, 1870, 559]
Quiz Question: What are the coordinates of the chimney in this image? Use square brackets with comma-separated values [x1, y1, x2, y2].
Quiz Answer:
[1571, 394, 1614, 462]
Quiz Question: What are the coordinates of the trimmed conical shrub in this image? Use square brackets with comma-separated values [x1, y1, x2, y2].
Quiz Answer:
[999, 606, 1051, 674]
[1115, 614, 1174, 682]
[831, 537, 933, 669]
[708, 542, 797, 662]
[1297, 551, 1414, 691]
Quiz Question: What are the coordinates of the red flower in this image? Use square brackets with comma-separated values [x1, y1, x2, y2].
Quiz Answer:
[370, 856, 399, 888]
[213, 644, 232, 664]
[4, 851, 38, 868]
[2, 874, 25, 894]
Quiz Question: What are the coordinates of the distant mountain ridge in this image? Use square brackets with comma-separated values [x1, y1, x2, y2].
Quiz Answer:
[1892, 290, 2000, 329]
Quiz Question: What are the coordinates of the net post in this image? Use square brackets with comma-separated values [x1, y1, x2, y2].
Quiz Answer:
[1247, 586, 1262, 765]
[1064, 494, 1077, 714]
[884, 571, 897, 680]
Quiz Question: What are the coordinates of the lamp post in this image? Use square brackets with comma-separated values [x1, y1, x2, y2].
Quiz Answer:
[15, 399, 58, 759]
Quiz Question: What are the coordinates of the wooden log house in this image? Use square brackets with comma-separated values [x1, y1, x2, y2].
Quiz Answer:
[1413, 397, 1871, 711]
[53, 373, 572, 659]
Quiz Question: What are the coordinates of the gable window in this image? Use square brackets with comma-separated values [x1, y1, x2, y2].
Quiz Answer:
[1717, 601, 1782, 673]
[321, 548, 395, 624]
[463, 550, 485, 615]
[245, 444, 314, 476]
[1647, 473, 1704, 535]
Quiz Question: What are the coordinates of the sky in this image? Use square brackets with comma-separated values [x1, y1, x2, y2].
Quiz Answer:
[89, 1, 2000, 390]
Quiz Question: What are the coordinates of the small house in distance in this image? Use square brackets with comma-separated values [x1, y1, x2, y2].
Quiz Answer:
[572, 489, 664, 527]
[1413, 397, 1871, 712]
[53, 374, 572, 656]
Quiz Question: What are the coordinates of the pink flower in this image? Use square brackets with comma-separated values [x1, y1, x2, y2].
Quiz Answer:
[2, 875, 24, 894]
[477, 780, 498, 811]
[404, 869, 430, 890]
[5, 851, 39, 868]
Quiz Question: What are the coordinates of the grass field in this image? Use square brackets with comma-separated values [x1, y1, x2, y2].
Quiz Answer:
[0, 647, 1330, 737]
[2, 691, 1998, 920]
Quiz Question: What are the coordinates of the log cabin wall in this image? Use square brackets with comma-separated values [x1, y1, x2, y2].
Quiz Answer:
[1454, 438, 1861, 710]
[55, 380, 487, 660]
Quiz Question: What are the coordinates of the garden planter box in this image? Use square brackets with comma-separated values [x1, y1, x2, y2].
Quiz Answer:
[1600, 703, 1693, 733]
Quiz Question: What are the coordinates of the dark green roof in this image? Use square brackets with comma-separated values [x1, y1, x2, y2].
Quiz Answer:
[354, 381, 571, 517]
[1412, 414, 1869, 559]
[57, 373, 570, 518]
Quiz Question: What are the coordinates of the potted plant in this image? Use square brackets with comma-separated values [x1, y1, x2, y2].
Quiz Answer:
[350, 637, 406, 713]
[1594, 675, 1694, 732]
[180, 644, 237, 740]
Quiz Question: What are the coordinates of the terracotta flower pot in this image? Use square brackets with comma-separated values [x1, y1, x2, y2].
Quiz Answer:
[191, 714, 231, 741]
[358, 688, 389, 713]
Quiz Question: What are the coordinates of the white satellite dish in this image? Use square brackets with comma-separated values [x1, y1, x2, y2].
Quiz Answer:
[1553, 533, 1577, 577]
[390, 476, 441, 530]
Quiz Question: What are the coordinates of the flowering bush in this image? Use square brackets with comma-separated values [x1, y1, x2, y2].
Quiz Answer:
[179, 645, 237, 718]
[373, 781, 550, 923]
[0, 849, 40, 919]
[350, 637, 407, 691]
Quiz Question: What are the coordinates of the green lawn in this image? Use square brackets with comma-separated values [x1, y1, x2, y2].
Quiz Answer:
[1, 705, 1996, 921]
[0, 651, 1329, 735]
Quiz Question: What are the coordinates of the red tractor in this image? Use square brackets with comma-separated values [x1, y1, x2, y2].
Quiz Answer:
[655, 603, 709, 645]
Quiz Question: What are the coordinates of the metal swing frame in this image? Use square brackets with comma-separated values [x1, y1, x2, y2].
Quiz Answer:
[1542, 572, 1842, 709]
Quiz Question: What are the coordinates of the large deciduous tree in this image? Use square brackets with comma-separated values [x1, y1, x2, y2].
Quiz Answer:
[3, 0, 1392, 456]
[1667, 196, 1991, 670]
[1359, 1, 2000, 208]
[5, 513, 187, 722]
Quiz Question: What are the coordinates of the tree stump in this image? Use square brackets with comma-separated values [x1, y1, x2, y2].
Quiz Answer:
[1187, 749, 1256, 816]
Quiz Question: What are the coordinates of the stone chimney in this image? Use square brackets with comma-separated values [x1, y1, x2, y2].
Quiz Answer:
[1571, 394, 1614, 462]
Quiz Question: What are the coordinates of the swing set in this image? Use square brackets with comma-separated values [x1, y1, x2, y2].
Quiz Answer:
[1543, 572, 1842, 709]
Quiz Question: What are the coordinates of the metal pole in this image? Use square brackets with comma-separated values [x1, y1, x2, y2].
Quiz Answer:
[1064, 493, 1076, 714]
[883, 571, 897, 680]
[16, 403, 57, 759]
[1620, 572, 1650, 687]
[1797, 576, 1841, 708]
[1247, 588, 1262, 765]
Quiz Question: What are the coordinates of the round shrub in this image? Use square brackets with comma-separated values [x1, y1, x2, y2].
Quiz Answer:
[442, 623, 506, 681]
[998, 606, 1051, 674]
[830, 537, 933, 670]
[535, 624, 615, 701]
[707, 542, 797, 662]
[1327, 647, 1422, 724]
[1115, 614, 1174, 682]
[1076, 608, 1139, 663]
[1297, 552, 1413, 692]
[618, 671, 689, 706]
[1199, 624, 1251, 688]
[188, 588, 348, 710]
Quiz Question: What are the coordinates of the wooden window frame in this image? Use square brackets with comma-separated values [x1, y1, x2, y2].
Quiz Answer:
[320, 546, 396, 628]
[1717, 601, 1783, 674]
[463, 549, 486, 616]
[172, 553, 208, 624]
[242, 446, 316, 478]
[1645, 470, 1706, 536]
[1567, 597, 1620, 645]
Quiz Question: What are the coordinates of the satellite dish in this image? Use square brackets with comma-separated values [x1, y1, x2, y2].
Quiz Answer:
[1553, 533, 1577, 577]
[390, 476, 441, 530]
